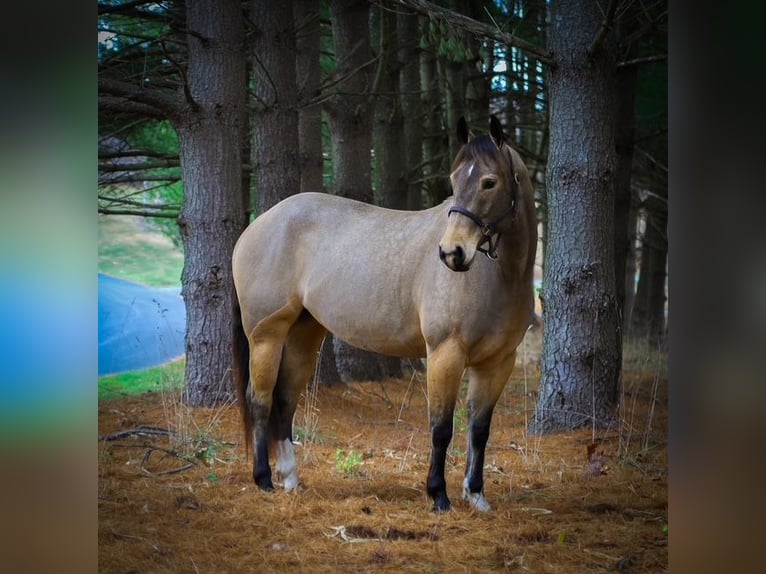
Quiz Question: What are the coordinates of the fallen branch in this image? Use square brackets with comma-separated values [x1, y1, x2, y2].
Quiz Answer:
[98, 426, 173, 442]
[140, 447, 197, 476]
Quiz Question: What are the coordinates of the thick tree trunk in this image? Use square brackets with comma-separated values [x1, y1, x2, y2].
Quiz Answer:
[397, 9, 424, 210]
[295, 0, 324, 194]
[372, 4, 408, 208]
[530, 0, 621, 434]
[251, 0, 300, 214]
[177, 0, 247, 406]
[325, 0, 403, 381]
[326, 0, 374, 203]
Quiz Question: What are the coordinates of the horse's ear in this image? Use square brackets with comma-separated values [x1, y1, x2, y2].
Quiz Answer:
[489, 115, 505, 148]
[457, 117, 470, 144]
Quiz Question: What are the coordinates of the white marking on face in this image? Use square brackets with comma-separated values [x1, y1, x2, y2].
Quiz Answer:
[467, 162, 475, 178]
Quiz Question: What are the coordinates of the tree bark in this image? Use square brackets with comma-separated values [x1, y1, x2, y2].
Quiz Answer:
[444, 58, 465, 164]
[295, 0, 324, 194]
[251, 0, 301, 214]
[420, 37, 449, 207]
[326, 0, 374, 203]
[177, 0, 247, 406]
[530, 0, 621, 434]
[372, 3, 408, 209]
[614, 9, 639, 336]
[397, 9, 424, 210]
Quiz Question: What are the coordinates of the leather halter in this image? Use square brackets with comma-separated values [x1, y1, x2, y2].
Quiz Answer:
[448, 169, 520, 261]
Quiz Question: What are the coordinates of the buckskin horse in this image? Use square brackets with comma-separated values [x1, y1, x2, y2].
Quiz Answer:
[232, 116, 537, 511]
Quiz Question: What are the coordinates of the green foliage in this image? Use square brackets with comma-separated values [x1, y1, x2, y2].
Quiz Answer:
[127, 120, 178, 151]
[335, 448, 364, 476]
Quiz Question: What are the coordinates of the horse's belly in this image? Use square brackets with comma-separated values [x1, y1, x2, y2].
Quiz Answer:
[304, 296, 426, 359]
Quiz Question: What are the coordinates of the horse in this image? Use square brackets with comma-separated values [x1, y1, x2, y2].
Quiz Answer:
[232, 115, 537, 512]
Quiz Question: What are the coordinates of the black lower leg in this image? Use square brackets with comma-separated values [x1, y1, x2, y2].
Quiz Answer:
[253, 436, 274, 491]
[465, 411, 492, 494]
[252, 404, 274, 491]
[427, 415, 453, 512]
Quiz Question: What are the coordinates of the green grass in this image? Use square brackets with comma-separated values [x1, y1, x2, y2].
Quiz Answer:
[98, 359, 185, 400]
[99, 214, 184, 287]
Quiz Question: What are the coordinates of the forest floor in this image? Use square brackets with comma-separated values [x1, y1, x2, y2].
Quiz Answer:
[98, 332, 667, 573]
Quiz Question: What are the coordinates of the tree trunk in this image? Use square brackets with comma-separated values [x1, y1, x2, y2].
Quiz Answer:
[530, 0, 621, 434]
[177, 0, 247, 406]
[444, 58, 465, 163]
[251, 0, 300, 214]
[295, 0, 324, 194]
[326, 0, 374, 203]
[420, 38, 449, 207]
[372, 4, 408, 208]
[614, 11, 639, 336]
[326, 0, 403, 381]
[397, 9, 424, 210]
[630, 194, 667, 343]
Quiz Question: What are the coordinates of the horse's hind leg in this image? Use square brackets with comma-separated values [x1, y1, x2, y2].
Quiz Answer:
[462, 350, 517, 512]
[245, 299, 303, 491]
[269, 311, 326, 491]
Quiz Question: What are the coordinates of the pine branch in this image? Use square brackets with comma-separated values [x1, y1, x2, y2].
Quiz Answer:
[587, 0, 618, 58]
[98, 207, 180, 219]
[98, 150, 178, 160]
[98, 195, 181, 212]
[617, 54, 667, 69]
[99, 173, 180, 184]
[99, 159, 180, 172]
[392, 0, 553, 66]
[99, 95, 168, 119]
[98, 77, 181, 120]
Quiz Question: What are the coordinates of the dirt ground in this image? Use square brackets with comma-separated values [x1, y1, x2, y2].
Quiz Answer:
[98, 333, 667, 573]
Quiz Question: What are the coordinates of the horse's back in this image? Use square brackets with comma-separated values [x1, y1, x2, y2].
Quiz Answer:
[232, 193, 443, 356]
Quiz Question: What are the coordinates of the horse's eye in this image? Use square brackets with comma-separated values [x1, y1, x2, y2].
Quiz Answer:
[482, 179, 496, 190]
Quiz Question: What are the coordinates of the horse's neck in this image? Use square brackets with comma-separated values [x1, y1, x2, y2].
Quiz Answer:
[497, 226, 532, 277]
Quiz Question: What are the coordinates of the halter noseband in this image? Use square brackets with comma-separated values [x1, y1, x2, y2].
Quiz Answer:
[448, 171, 520, 261]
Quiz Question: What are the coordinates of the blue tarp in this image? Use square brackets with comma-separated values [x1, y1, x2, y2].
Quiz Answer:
[98, 273, 186, 376]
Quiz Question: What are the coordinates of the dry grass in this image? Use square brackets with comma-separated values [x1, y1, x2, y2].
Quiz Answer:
[98, 337, 667, 573]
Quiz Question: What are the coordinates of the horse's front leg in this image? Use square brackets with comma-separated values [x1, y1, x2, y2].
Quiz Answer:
[463, 351, 517, 512]
[425, 337, 467, 512]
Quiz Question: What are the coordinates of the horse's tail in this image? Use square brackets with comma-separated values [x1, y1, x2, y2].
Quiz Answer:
[232, 288, 253, 457]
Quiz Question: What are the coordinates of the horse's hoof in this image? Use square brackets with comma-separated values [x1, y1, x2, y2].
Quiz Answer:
[431, 496, 452, 513]
[463, 489, 491, 512]
[280, 473, 300, 492]
[254, 474, 275, 492]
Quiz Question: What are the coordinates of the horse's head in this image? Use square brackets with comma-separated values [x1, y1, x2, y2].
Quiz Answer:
[439, 116, 520, 272]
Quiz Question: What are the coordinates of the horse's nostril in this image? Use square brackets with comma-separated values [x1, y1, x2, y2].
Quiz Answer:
[439, 247, 447, 261]
[453, 246, 465, 266]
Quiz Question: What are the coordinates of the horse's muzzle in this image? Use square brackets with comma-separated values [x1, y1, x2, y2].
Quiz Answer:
[439, 245, 470, 272]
